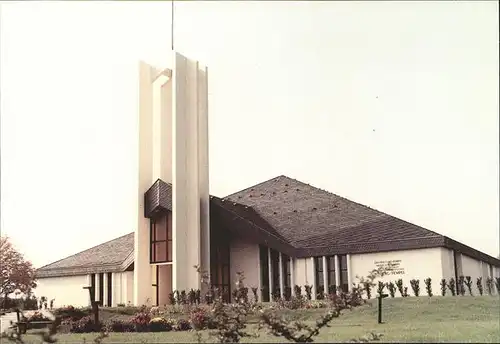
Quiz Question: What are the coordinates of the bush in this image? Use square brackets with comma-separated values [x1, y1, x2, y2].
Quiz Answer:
[304, 284, 313, 300]
[424, 278, 432, 297]
[476, 277, 484, 296]
[464, 276, 473, 296]
[386, 282, 396, 298]
[495, 277, 500, 294]
[316, 285, 325, 300]
[447, 278, 456, 296]
[440, 279, 447, 296]
[409, 279, 420, 297]
[175, 318, 191, 331]
[106, 319, 135, 333]
[131, 312, 151, 332]
[54, 305, 90, 321]
[457, 276, 466, 296]
[277, 296, 305, 310]
[376, 281, 385, 296]
[363, 282, 372, 299]
[149, 317, 173, 332]
[395, 279, 404, 297]
[68, 315, 102, 333]
[403, 287, 409, 297]
[189, 307, 210, 330]
[251, 287, 259, 303]
[485, 277, 494, 295]
[294, 285, 302, 297]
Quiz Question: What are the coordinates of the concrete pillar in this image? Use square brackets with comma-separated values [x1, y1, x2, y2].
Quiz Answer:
[103, 273, 109, 307]
[95, 274, 101, 303]
[334, 255, 340, 294]
[310, 257, 316, 300]
[172, 52, 210, 292]
[268, 248, 273, 301]
[86, 275, 92, 306]
[122, 273, 128, 305]
[290, 258, 295, 296]
[322, 256, 328, 296]
[112, 273, 120, 307]
[346, 254, 352, 291]
[279, 252, 284, 299]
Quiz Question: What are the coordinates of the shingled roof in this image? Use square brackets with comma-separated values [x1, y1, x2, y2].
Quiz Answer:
[224, 175, 500, 266]
[36, 233, 134, 278]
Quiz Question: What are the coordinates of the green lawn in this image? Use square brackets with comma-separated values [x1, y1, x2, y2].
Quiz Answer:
[21, 296, 500, 343]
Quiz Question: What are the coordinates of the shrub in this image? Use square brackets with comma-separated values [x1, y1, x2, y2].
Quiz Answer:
[277, 296, 305, 310]
[316, 285, 325, 300]
[363, 282, 372, 299]
[168, 292, 176, 305]
[130, 312, 151, 332]
[175, 318, 192, 331]
[476, 277, 484, 296]
[403, 287, 409, 297]
[294, 285, 302, 297]
[485, 277, 494, 295]
[149, 317, 173, 332]
[457, 276, 466, 296]
[495, 277, 500, 294]
[188, 289, 197, 305]
[440, 279, 447, 296]
[251, 287, 259, 303]
[189, 307, 210, 330]
[68, 315, 102, 333]
[395, 279, 404, 297]
[409, 279, 420, 297]
[53, 305, 90, 321]
[376, 281, 385, 296]
[27, 311, 50, 322]
[328, 284, 337, 295]
[304, 284, 313, 300]
[386, 282, 396, 298]
[106, 319, 135, 333]
[116, 303, 126, 307]
[447, 278, 456, 296]
[464, 276, 473, 296]
[424, 278, 432, 297]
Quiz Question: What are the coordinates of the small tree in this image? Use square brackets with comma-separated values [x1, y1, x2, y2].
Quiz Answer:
[476, 277, 483, 296]
[424, 278, 432, 297]
[495, 277, 500, 294]
[447, 278, 456, 296]
[409, 279, 420, 297]
[457, 276, 466, 296]
[395, 279, 404, 297]
[0, 236, 37, 307]
[464, 276, 473, 296]
[485, 277, 494, 295]
[386, 282, 397, 298]
[440, 279, 447, 296]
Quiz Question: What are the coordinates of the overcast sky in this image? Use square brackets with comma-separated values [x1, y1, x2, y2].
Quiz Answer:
[1, 1, 498, 267]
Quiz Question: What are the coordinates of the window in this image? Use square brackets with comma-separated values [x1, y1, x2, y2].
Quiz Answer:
[314, 257, 325, 299]
[327, 256, 336, 294]
[210, 228, 231, 302]
[98, 273, 104, 305]
[270, 249, 280, 300]
[107, 273, 112, 307]
[150, 214, 172, 264]
[90, 274, 96, 303]
[259, 245, 270, 302]
[283, 254, 291, 300]
[339, 255, 348, 292]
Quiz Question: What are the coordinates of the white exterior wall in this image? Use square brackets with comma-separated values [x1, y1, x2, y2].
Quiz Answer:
[134, 51, 210, 306]
[294, 257, 315, 299]
[350, 248, 444, 297]
[229, 239, 260, 302]
[112, 271, 134, 306]
[35, 275, 89, 308]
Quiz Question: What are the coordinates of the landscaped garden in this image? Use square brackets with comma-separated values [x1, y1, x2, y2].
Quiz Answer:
[2, 266, 499, 344]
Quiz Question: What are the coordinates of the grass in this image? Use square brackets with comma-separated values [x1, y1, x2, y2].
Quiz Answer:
[20, 296, 500, 343]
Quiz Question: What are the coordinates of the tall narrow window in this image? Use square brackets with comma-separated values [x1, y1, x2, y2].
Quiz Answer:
[150, 214, 172, 264]
[270, 249, 280, 300]
[339, 255, 348, 292]
[210, 228, 230, 302]
[90, 274, 96, 304]
[283, 254, 291, 300]
[314, 257, 324, 299]
[327, 256, 336, 294]
[259, 245, 270, 302]
[98, 273, 104, 305]
[107, 273, 112, 307]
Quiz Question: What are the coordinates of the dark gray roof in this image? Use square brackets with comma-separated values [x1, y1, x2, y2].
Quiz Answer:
[37, 175, 500, 277]
[224, 175, 500, 266]
[36, 233, 134, 278]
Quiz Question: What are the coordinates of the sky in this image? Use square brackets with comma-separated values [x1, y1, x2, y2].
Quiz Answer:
[0, 1, 498, 268]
